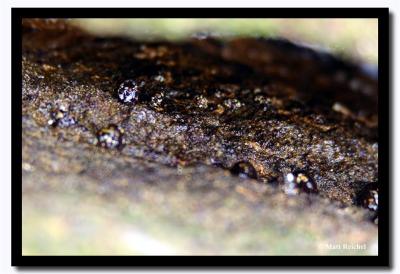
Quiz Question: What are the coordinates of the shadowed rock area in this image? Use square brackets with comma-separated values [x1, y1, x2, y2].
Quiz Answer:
[22, 19, 378, 255]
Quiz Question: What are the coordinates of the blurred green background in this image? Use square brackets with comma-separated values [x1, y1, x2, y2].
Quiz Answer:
[72, 18, 378, 64]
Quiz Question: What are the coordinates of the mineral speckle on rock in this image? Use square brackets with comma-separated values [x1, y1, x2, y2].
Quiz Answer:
[96, 124, 124, 149]
[48, 105, 76, 128]
[150, 92, 165, 110]
[195, 95, 209, 109]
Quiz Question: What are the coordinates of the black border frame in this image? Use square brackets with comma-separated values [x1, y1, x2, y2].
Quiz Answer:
[12, 7, 390, 267]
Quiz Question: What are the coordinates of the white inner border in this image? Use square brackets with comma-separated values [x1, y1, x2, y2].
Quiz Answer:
[1, 1, 398, 273]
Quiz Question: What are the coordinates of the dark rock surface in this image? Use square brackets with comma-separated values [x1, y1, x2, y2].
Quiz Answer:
[22, 19, 378, 255]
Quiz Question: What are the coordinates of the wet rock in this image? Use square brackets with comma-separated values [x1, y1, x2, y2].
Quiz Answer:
[21, 26, 378, 204]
